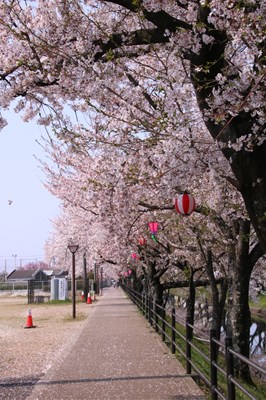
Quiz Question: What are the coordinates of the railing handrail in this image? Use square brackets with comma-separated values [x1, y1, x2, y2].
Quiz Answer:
[122, 285, 266, 400]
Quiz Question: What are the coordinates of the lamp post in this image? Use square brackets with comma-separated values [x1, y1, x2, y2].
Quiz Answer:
[83, 253, 89, 303]
[68, 245, 79, 319]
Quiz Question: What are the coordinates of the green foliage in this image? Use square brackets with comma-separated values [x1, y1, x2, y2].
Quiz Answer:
[132, 0, 141, 8]
[47, 299, 72, 305]
[87, 271, 94, 279]
[249, 294, 266, 309]
[0, 284, 10, 290]
[106, 49, 114, 61]
[163, 315, 266, 399]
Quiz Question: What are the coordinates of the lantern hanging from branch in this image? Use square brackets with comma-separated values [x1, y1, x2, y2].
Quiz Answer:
[139, 237, 147, 246]
[175, 194, 196, 216]
[148, 222, 159, 242]
[131, 253, 139, 260]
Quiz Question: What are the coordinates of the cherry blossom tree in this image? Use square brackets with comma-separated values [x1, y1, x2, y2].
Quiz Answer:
[0, 0, 265, 250]
[19, 261, 48, 270]
[40, 115, 264, 382]
[0, 1, 265, 381]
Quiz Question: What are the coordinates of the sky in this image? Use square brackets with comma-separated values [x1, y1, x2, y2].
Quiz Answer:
[0, 110, 60, 273]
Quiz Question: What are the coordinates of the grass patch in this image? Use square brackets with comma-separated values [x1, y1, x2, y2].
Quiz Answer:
[47, 299, 72, 305]
[163, 316, 266, 400]
[249, 294, 266, 309]
[63, 312, 87, 322]
[135, 298, 266, 400]
[126, 290, 266, 399]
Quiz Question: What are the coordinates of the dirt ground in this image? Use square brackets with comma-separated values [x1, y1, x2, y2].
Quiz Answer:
[0, 293, 95, 385]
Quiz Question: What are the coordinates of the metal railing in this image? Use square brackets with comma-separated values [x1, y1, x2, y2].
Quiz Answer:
[122, 285, 266, 400]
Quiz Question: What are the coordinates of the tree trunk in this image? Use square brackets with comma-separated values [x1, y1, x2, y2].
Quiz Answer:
[186, 268, 196, 328]
[150, 275, 164, 306]
[230, 220, 253, 383]
[220, 128, 266, 255]
[206, 249, 228, 341]
[231, 265, 253, 382]
[190, 4, 266, 254]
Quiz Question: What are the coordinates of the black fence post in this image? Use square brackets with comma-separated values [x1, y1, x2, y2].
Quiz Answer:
[210, 329, 218, 400]
[171, 308, 176, 354]
[186, 317, 192, 374]
[150, 300, 154, 326]
[144, 293, 146, 316]
[148, 297, 152, 324]
[145, 295, 148, 320]
[162, 306, 166, 342]
[225, 337, 235, 400]
[130, 288, 134, 304]
[137, 291, 141, 308]
[142, 293, 145, 316]
[155, 303, 159, 333]
[27, 280, 34, 304]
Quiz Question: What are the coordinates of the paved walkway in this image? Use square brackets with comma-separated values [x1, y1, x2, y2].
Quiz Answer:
[27, 287, 206, 400]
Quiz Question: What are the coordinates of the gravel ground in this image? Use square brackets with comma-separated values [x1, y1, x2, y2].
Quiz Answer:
[0, 293, 95, 399]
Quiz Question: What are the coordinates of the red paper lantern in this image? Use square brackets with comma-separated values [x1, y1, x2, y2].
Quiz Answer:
[175, 194, 196, 216]
[131, 253, 139, 259]
[139, 237, 147, 246]
[148, 222, 159, 235]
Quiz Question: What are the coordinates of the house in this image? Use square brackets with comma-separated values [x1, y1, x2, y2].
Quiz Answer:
[6, 268, 48, 282]
[6, 268, 68, 282]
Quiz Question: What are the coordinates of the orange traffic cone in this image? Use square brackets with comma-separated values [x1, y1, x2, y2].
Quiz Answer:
[87, 293, 92, 304]
[81, 291, 84, 301]
[24, 308, 36, 329]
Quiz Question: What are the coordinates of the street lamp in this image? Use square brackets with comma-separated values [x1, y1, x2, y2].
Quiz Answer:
[68, 244, 79, 319]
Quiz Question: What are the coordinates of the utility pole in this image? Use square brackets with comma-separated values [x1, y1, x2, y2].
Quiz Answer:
[12, 254, 17, 269]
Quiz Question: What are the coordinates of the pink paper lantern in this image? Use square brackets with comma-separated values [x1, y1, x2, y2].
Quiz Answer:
[131, 253, 139, 259]
[139, 237, 147, 246]
[148, 222, 159, 235]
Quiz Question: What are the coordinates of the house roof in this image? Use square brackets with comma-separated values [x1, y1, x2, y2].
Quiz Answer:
[6, 268, 47, 281]
[43, 269, 68, 277]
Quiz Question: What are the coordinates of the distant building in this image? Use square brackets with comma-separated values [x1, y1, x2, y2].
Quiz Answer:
[6, 268, 69, 304]
[6, 268, 48, 282]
